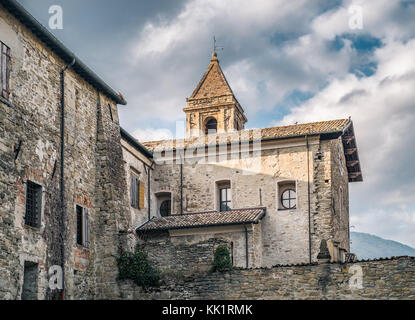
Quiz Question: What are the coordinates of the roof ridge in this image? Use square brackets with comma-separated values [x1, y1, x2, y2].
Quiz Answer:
[140, 118, 351, 145]
[165, 206, 266, 218]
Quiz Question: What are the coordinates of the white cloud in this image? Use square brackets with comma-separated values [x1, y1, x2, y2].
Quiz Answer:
[132, 128, 173, 142]
[278, 36, 415, 248]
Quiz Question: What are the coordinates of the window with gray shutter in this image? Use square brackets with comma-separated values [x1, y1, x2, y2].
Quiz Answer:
[130, 172, 139, 208]
[1, 41, 11, 99]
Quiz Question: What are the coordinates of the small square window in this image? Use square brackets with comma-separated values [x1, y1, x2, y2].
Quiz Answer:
[25, 181, 42, 228]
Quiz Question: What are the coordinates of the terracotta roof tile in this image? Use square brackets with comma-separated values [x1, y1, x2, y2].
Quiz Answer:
[142, 119, 351, 152]
[136, 207, 266, 233]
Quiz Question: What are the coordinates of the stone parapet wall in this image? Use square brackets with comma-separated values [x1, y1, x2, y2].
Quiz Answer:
[119, 256, 415, 300]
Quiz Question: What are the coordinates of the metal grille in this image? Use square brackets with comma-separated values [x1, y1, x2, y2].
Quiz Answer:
[25, 181, 42, 227]
[160, 200, 171, 217]
[1, 41, 11, 99]
[76, 205, 83, 245]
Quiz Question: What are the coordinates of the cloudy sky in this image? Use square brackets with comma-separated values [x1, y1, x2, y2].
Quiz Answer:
[18, 0, 415, 247]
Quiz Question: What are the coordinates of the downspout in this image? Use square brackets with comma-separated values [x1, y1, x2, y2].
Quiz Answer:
[306, 135, 312, 264]
[147, 162, 154, 221]
[244, 225, 249, 268]
[180, 158, 183, 215]
[60, 57, 75, 300]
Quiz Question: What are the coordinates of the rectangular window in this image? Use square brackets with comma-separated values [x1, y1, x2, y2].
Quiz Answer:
[21, 262, 38, 300]
[25, 181, 42, 228]
[219, 185, 231, 212]
[0, 41, 11, 99]
[130, 172, 141, 209]
[76, 205, 89, 248]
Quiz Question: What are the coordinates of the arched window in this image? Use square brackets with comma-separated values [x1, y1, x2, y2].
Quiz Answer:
[160, 200, 171, 217]
[205, 118, 217, 134]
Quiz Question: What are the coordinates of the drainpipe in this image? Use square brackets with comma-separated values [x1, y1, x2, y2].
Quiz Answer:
[60, 58, 75, 300]
[244, 225, 249, 268]
[306, 135, 312, 264]
[147, 161, 154, 221]
[180, 159, 183, 215]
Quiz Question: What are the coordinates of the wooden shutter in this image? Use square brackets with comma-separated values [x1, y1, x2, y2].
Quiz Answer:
[139, 181, 145, 209]
[1, 42, 10, 99]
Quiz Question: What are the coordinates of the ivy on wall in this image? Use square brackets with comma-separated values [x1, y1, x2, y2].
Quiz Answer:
[211, 245, 233, 272]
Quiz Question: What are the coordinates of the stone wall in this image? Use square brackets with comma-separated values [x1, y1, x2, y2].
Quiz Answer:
[138, 234, 230, 276]
[119, 256, 415, 300]
[0, 3, 129, 300]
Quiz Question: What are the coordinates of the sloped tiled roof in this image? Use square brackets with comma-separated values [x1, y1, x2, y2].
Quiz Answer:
[142, 119, 351, 152]
[136, 207, 266, 233]
[189, 52, 235, 99]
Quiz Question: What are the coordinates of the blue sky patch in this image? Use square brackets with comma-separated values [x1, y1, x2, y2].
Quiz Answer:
[329, 33, 383, 53]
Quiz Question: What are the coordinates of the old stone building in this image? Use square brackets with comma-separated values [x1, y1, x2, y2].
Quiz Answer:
[122, 50, 363, 272]
[0, 0, 367, 300]
[0, 0, 131, 299]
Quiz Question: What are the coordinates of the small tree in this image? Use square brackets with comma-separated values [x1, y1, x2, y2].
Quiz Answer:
[116, 249, 160, 288]
[211, 245, 233, 272]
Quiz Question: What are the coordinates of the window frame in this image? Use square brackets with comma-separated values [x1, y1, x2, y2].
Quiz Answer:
[218, 184, 231, 212]
[25, 180, 42, 228]
[280, 189, 296, 210]
[75, 204, 89, 248]
[1, 41, 11, 100]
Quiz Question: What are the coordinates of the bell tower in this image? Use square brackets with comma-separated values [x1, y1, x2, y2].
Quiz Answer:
[183, 52, 247, 138]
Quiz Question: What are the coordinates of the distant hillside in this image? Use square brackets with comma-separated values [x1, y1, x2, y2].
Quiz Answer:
[350, 232, 415, 260]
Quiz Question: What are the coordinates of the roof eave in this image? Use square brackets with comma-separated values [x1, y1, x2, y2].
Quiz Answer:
[120, 127, 153, 159]
[136, 208, 266, 234]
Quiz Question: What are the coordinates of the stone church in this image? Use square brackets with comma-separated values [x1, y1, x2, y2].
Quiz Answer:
[0, 0, 362, 299]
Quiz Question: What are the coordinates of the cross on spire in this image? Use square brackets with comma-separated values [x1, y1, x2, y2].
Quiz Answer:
[213, 36, 223, 55]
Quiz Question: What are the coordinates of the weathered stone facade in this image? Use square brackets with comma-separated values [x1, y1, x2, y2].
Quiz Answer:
[0, 1, 129, 300]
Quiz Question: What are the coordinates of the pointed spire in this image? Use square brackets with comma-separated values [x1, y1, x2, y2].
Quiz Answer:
[189, 52, 233, 99]
[211, 51, 218, 62]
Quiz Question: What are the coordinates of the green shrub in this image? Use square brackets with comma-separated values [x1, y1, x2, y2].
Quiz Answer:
[116, 250, 160, 288]
[211, 245, 233, 272]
